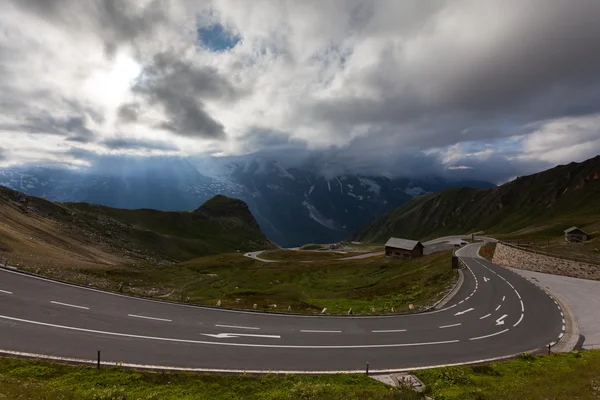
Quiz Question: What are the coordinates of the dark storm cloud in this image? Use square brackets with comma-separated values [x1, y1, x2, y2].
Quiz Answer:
[0, 115, 95, 142]
[101, 137, 178, 151]
[300, 0, 600, 150]
[116, 103, 140, 123]
[0, 147, 6, 161]
[131, 50, 240, 139]
[12, 0, 168, 57]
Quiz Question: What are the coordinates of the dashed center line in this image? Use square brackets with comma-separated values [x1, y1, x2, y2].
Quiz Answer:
[0, 290, 12, 295]
[479, 313, 491, 320]
[215, 324, 260, 330]
[439, 323, 462, 329]
[495, 304, 502, 311]
[128, 314, 172, 322]
[50, 301, 89, 310]
[469, 329, 509, 341]
[300, 330, 341, 333]
[372, 329, 407, 333]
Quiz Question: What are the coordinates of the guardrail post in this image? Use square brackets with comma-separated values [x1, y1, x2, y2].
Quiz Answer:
[97, 350, 100, 369]
[366, 362, 369, 376]
[548, 344, 551, 355]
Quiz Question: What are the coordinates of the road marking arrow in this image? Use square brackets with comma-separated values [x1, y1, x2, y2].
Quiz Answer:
[454, 308, 474, 316]
[496, 314, 507, 326]
[483, 277, 490, 283]
[201, 333, 281, 339]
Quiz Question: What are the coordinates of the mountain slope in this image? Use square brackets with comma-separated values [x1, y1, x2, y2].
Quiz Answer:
[355, 155, 600, 242]
[0, 158, 495, 247]
[0, 186, 273, 271]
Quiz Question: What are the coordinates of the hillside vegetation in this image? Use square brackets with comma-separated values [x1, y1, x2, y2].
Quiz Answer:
[355, 155, 600, 242]
[0, 186, 274, 272]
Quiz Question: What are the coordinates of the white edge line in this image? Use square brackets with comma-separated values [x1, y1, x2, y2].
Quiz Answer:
[0, 315, 456, 349]
[0, 290, 12, 295]
[0, 348, 542, 375]
[513, 313, 524, 327]
[128, 314, 172, 322]
[469, 329, 510, 341]
[215, 324, 260, 330]
[439, 323, 462, 329]
[0, 267, 469, 320]
[479, 313, 491, 320]
[50, 301, 89, 310]
[371, 329, 407, 333]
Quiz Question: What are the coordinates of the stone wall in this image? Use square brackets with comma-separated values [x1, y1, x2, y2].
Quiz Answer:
[492, 243, 600, 280]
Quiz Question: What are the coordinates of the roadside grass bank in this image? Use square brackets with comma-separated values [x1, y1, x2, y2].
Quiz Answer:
[415, 350, 600, 400]
[76, 250, 457, 314]
[0, 357, 417, 400]
[2, 351, 599, 399]
[478, 242, 497, 261]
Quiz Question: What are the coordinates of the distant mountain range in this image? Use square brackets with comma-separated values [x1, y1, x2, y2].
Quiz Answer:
[0, 158, 495, 247]
[355, 155, 600, 242]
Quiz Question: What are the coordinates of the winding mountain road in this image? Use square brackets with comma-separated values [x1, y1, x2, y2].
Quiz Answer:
[0, 242, 563, 373]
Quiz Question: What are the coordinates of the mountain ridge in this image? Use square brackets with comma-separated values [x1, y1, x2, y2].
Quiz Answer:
[354, 155, 600, 242]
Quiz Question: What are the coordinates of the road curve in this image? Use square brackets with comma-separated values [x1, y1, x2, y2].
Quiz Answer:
[0, 243, 563, 373]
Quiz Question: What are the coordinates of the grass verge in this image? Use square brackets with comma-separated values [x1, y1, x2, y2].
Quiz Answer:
[78, 251, 457, 314]
[0, 357, 417, 400]
[2, 351, 600, 399]
[478, 242, 497, 261]
[416, 350, 600, 400]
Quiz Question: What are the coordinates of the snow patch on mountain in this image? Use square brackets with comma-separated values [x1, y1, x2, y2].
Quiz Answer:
[404, 186, 428, 197]
[358, 177, 381, 195]
[302, 200, 338, 230]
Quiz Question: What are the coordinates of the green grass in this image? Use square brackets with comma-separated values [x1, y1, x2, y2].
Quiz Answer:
[0, 357, 417, 400]
[3, 351, 600, 399]
[416, 350, 600, 400]
[258, 250, 354, 261]
[299, 244, 328, 250]
[479, 242, 497, 261]
[82, 251, 458, 314]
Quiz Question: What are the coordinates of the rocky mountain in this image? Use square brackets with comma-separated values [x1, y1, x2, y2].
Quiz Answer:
[0, 158, 495, 247]
[0, 185, 273, 271]
[355, 155, 600, 242]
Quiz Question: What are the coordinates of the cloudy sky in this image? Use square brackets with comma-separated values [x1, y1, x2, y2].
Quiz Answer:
[1, 0, 600, 183]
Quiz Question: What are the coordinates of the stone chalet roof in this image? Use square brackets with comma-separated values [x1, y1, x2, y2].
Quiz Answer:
[385, 237, 423, 250]
[564, 226, 587, 234]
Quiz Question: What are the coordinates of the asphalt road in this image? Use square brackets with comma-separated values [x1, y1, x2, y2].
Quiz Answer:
[0, 242, 563, 373]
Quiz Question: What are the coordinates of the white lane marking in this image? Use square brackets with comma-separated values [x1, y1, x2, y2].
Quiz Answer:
[479, 313, 491, 320]
[0, 267, 468, 320]
[469, 329, 509, 341]
[495, 314, 507, 326]
[300, 330, 342, 333]
[372, 329, 407, 333]
[0, 315, 459, 349]
[0, 289, 12, 295]
[128, 314, 171, 322]
[483, 277, 490, 283]
[520, 300, 524, 312]
[513, 313, 524, 327]
[502, 296, 505, 302]
[50, 301, 89, 310]
[201, 333, 280, 339]
[454, 308, 474, 316]
[562, 324, 566, 331]
[495, 304, 502, 311]
[439, 323, 462, 329]
[215, 324, 259, 330]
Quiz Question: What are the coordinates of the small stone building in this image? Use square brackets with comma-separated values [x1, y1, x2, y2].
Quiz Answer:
[564, 227, 589, 243]
[385, 237, 424, 259]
